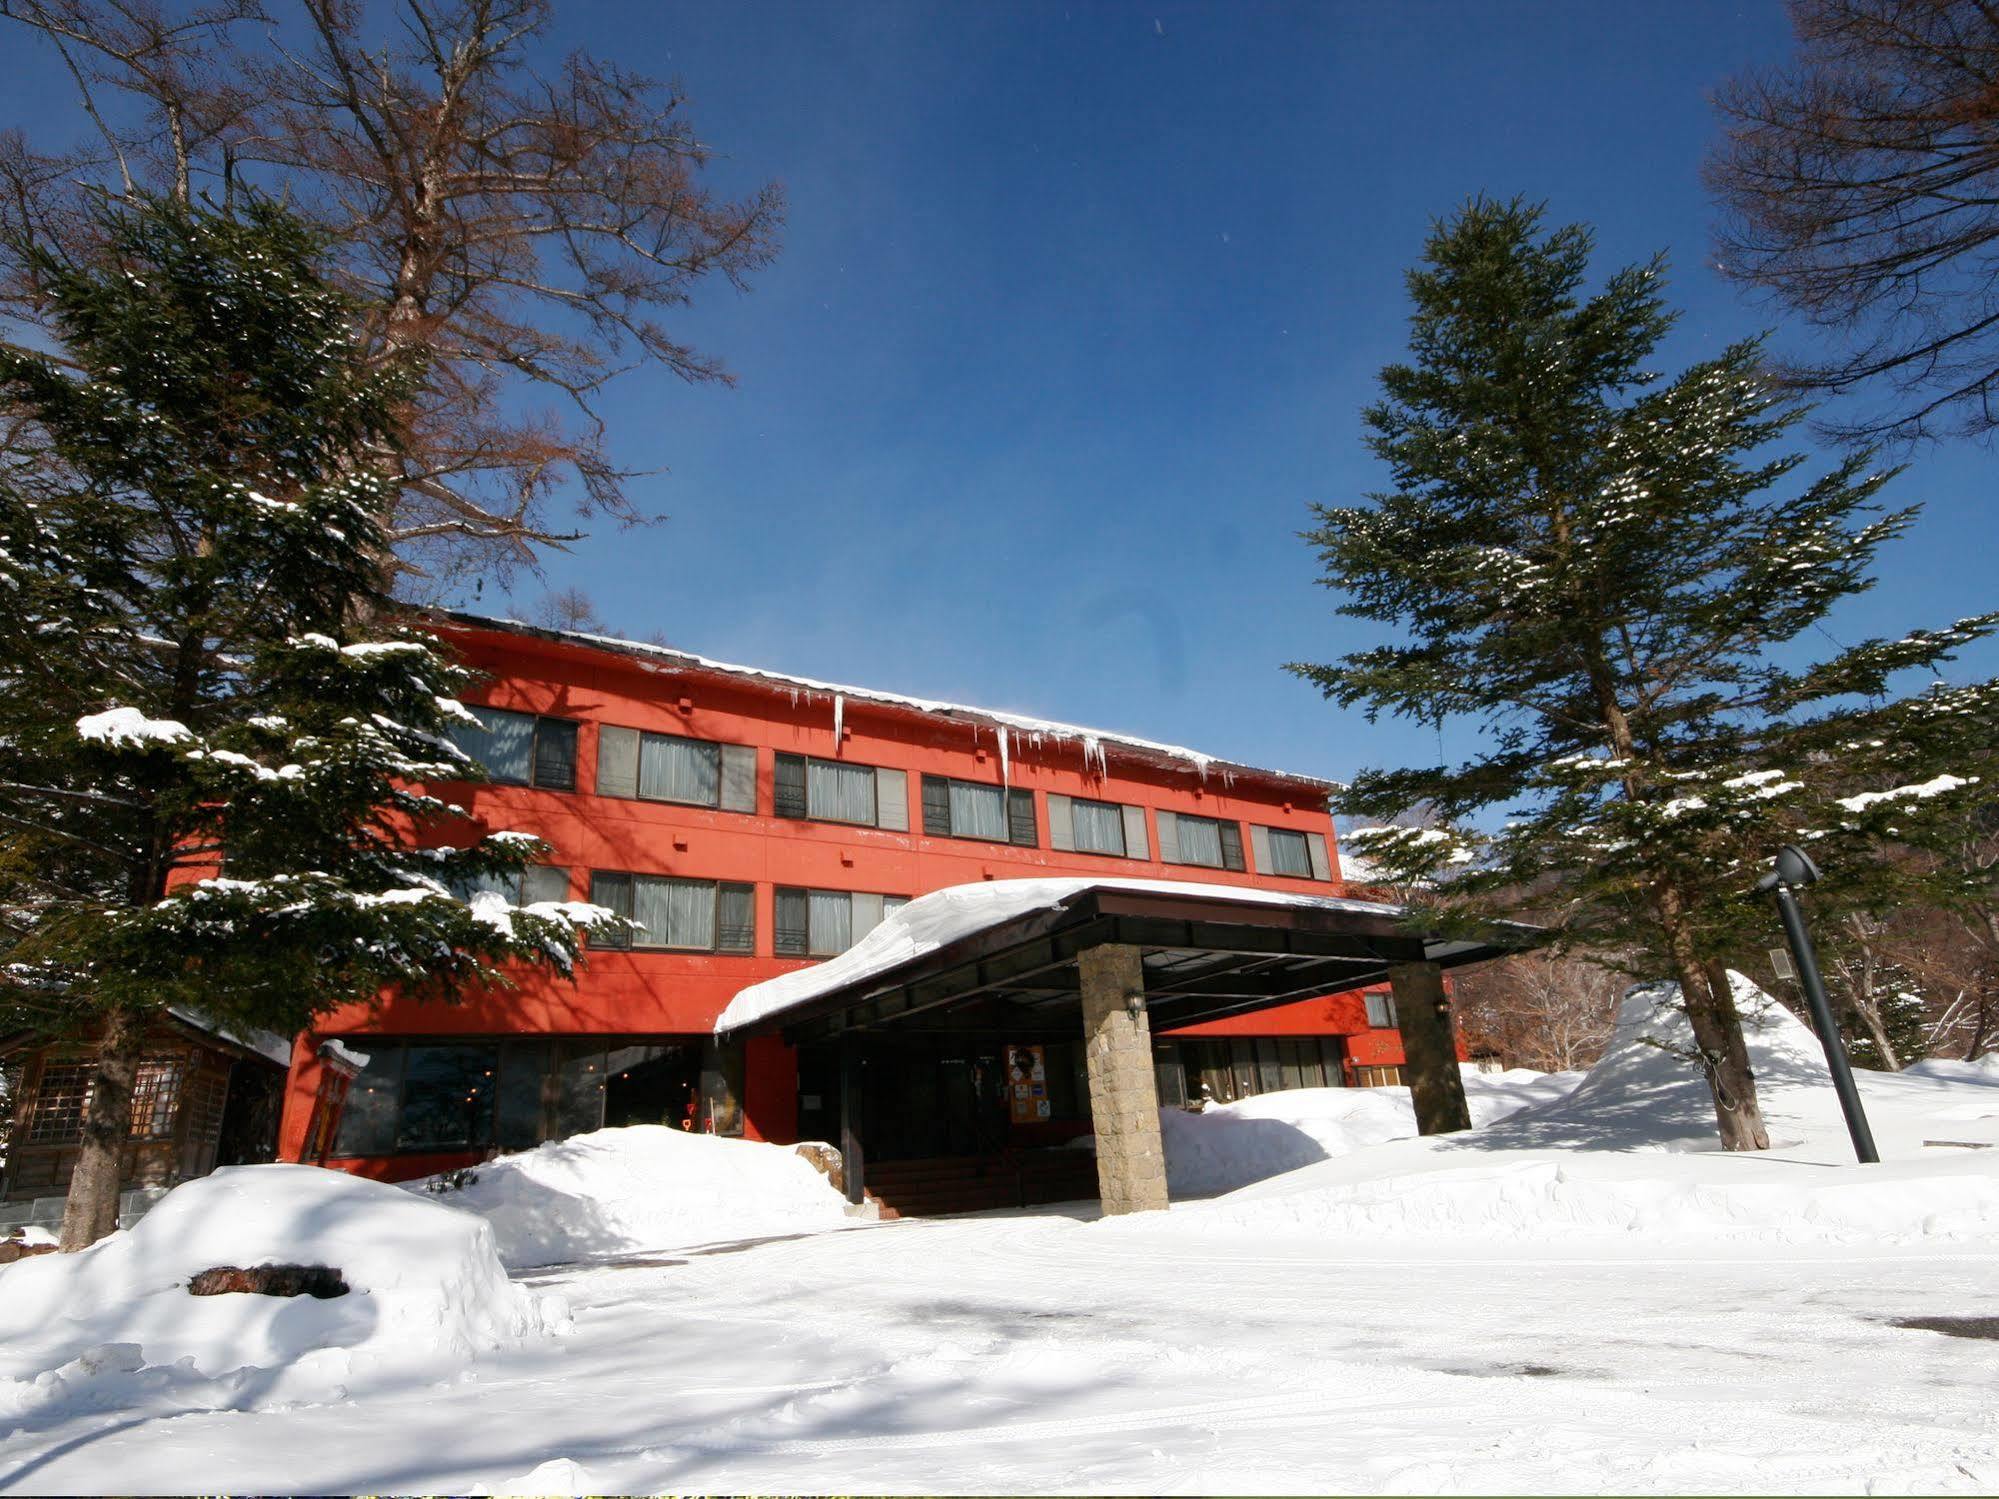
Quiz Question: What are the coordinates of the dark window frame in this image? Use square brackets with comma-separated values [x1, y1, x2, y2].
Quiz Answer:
[587, 871, 757, 954]
[1068, 795, 1131, 858]
[1167, 811, 1245, 871]
[772, 886, 910, 958]
[773, 751, 885, 826]
[454, 705, 580, 793]
[920, 774, 1037, 847]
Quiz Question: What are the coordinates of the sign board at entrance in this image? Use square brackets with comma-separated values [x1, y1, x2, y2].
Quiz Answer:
[1008, 1045, 1050, 1122]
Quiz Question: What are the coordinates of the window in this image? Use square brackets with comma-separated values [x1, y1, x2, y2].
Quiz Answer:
[597, 726, 756, 811]
[327, 1036, 712, 1155]
[921, 775, 1037, 846]
[1051, 795, 1149, 858]
[27, 1056, 185, 1144]
[450, 865, 570, 907]
[1364, 991, 1399, 1028]
[1353, 1064, 1405, 1088]
[1158, 811, 1244, 870]
[588, 872, 755, 953]
[450, 706, 578, 791]
[773, 753, 908, 830]
[1251, 824, 1331, 880]
[774, 888, 910, 957]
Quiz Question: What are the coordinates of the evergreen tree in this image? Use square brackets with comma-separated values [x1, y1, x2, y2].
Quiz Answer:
[0, 197, 610, 1249]
[1293, 199, 1999, 1150]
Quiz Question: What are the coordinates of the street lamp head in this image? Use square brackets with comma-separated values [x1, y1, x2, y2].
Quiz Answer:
[1754, 843, 1823, 893]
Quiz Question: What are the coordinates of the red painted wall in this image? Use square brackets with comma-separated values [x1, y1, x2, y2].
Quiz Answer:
[280, 619, 1419, 1174]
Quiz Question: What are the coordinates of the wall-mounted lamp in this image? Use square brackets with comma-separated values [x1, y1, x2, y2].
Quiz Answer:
[1124, 990, 1146, 1017]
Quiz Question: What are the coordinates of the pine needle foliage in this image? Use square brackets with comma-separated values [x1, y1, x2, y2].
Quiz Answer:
[1291, 198, 1999, 1146]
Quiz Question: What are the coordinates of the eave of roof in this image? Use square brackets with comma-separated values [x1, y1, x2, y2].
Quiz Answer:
[435, 610, 1336, 796]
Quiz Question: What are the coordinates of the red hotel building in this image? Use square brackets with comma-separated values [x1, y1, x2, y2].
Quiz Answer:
[278, 614, 1418, 1189]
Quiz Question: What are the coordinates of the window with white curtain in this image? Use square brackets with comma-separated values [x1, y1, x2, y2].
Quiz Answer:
[1070, 797, 1126, 856]
[806, 759, 877, 824]
[587, 872, 752, 953]
[947, 781, 1007, 841]
[807, 889, 853, 954]
[1364, 992, 1398, 1028]
[1175, 814, 1226, 867]
[1267, 828, 1313, 877]
[639, 732, 721, 806]
[775, 888, 912, 957]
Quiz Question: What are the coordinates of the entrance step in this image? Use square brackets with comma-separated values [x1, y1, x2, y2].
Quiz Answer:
[865, 1150, 1100, 1219]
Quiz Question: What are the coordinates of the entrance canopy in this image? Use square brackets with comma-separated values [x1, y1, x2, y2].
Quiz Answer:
[717, 877, 1536, 1045]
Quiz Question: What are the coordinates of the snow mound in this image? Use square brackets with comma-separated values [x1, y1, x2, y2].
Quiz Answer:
[1124, 975, 1999, 1247]
[413, 1125, 855, 1268]
[1905, 1053, 1999, 1087]
[0, 1164, 564, 1422]
[1160, 1068, 1581, 1196]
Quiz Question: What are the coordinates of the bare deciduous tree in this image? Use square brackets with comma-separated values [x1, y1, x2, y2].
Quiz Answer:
[1452, 950, 1625, 1074]
[1, 0, 781, 587]
[1709, 0, 1999, 445]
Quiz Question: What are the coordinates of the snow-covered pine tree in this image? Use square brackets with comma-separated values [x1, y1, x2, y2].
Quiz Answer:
[1291, 198, 1999, 1151]
[0, 197, 611, 1250]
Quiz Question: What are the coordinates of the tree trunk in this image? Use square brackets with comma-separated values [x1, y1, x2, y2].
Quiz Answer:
[57, 1007, 145, 1252]
[1653, 883, 1769, 1150]
[1689, 958, 1770, 1151]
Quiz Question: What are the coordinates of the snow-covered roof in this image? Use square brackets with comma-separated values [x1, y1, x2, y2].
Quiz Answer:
[167, 1006, 295, 1068]
[716, 877, 1413, 1036]
[441, 612, 1333, 792]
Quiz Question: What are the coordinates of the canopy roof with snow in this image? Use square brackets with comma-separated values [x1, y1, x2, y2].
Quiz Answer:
[717, 877, 1538, 1042]
[438, 611, 1333, 793]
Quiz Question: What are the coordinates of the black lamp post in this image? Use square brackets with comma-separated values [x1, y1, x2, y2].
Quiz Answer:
[1754, 845, 1880, 1165]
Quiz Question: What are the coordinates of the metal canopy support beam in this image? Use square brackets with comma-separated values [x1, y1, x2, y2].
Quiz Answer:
[1078, 942, 1169, 1216]
[1389, 959, 1471, 1135]
[838, 1038, 866, 1206]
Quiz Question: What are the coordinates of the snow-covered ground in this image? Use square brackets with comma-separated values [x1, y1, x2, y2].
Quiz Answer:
[408, 1124, 858, 1268]
[1, 981, 1994, 1494]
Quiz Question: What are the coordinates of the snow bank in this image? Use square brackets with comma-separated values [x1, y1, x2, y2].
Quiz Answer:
[1905, 1053, 1999, 1087]
[1122, 976, 1999, 1247]
[0, 1165, 564, 1423]
[411, 1125, 854, 1268]
[719, 877, 1413, 1033]
[1160, 1068, 1581, 1196]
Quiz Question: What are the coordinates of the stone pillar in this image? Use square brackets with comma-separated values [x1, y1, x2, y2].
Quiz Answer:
[1079, 943, 1170, 1215]
[838, 1040, 866, 1205]
[1388, 959, 1472, 1134]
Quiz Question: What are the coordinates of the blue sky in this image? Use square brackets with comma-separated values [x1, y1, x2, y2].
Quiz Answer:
[14, 3, 1996, 790]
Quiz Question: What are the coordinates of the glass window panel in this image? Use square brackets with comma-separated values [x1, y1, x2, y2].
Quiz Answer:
[1279, 1041, 1306, 1093]
[947, 781, 1008, 840]
[1320, 1037, 1347, 1085]
[774, 887, 809, 956]
[396, 1043, 499, 1151]
[1365, 992, 1397, 1028]
[806, 759, 876, 824]
[639, 733, 721, 806]
[604, 1043, 699, 1130]
[1268, 828, 1313, 877]
[666, 878, 717, 949]
[717, 883, 755, 953]
[532, 718, 577, 790]
[459, 707, 534, 783]
[1071, 798, 1126, 856]
[330, 1045, 402, 1156]
[1175, 814, 1225, 867]
[495, 1041, 550, 1150]
[1230, 1039, 1257, 1101]
[883, 895, 909, 917]
[1255, 1038, 1284, 1095]
[629, 875, 674, 947]
[554, 1041, 607, 1138]
[589, 871, 633, 949]
[808, 889, 854, 955]
[521, 865, 569, 906]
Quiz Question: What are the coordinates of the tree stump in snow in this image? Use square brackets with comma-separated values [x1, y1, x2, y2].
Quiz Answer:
[187, 1264, 349, 1299]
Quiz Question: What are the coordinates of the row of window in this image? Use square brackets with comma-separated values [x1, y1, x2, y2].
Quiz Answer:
[329, 1036, 744, 1158]
[450, 707, 1334, 878]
